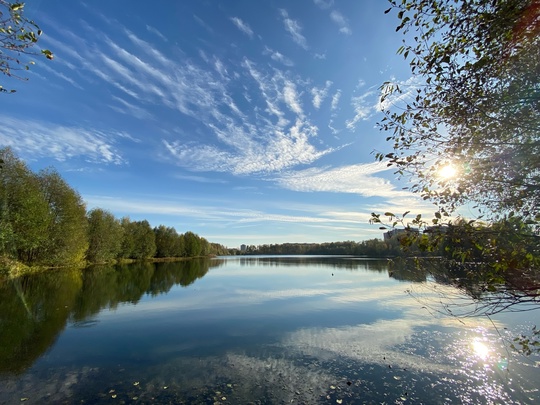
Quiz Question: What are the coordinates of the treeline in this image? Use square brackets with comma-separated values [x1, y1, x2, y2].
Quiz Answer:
[234, 238, 403, 257]
[0, 148, 228, 268]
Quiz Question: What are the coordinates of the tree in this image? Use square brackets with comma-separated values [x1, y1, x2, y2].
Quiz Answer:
[36, 168, 88, 266]
[86, 208, 124, 263]
[119, 217, 135, 259]
[375, 0, 540, 272]
[0, 0, 53, 93]
[153, 225, 180, 258]
[378, 0, 539, 223]
[183, 231, 202, 257]
[375, 0, 540, 352]
[0, 147, 49, 262]
[119, 218, 156, 260]
[0, 149, 88, 266]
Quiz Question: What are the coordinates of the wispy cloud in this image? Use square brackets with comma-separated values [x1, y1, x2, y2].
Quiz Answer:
[146, 24, 167, 41]
[0, 115, 127, 164]
[313, 0, 333, 9]
[311, 80, 332, 109]
[36, 19, 344, 177]
[38, 62, 84, 89]
[345, 90, 377, 130]
[279, 9, 308, 49]
[110, 95, 154, 120]
[329, 10, 351, 35]
[84, 194, 366, 227]
[263, 46, 294, 66]
[173, 174, 229, 184]
[275, 162, 411, 198]
[230, 17, 254, 38]
[376, 75, 420, 112]
[313, 1, 351, 35]
[242, 58, 288, 127]
[330, 90, 341, 111]
[283, 80, 303, 115]
[347, 77, 418, 131]
[164, 118, 333, 175]
[193, 14, 213, 33]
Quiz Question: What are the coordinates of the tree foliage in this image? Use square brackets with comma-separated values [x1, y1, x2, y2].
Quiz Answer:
[0, 149, 227, 271]
[0, 0, 53, 93]
[119, 218, 156, 260]
[36, 168, 88, 266]
[376, 1, 540, 351]
[86, 208, 124, 263]
[236, 239, 403, 257]
[0, 148, 49, 261]
[378, 0, 540, 222]
[154, 225, 181, 258]
[0, 149, 88, 266]
[376, 0, 540, 289]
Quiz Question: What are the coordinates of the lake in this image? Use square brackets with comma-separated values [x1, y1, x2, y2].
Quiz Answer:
[0, 256, 539, 404]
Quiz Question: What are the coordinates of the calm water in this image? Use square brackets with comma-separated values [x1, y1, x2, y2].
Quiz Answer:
[0, 256, 539, 404]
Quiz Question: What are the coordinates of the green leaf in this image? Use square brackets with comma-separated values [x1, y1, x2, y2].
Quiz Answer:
[10, 3, 24, 11]
[41, 49, 54, 60]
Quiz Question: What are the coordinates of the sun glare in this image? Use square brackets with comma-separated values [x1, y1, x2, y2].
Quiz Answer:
[438, 164, 457, 179]
[472, 339, 490, 360]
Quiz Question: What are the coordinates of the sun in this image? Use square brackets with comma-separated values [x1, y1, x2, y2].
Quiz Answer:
[438, 164, 457, 179]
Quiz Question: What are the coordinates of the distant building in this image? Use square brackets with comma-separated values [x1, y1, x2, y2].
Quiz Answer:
[240, 244, 247, 252]
[424, 225, 449, 234]
[383, 228, 418, 241]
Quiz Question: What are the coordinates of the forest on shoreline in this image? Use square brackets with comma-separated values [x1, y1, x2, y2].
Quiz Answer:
[0, 148, 229, 275]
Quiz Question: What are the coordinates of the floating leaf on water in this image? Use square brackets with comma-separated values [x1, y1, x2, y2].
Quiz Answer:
[221, 396, 227, 401]
[133, 381, 139, 386]
[109, 390, 115, 393]
[227, 383, 232, 388]
[132, 396, 138, 400]
[393, 376, 401, 380]
[163, 386, 168, 389]
[20, 399, 29, 402]
[330, 385, 336, 389]
[336, 400, 343, 404]
[111, 394, 117, 398]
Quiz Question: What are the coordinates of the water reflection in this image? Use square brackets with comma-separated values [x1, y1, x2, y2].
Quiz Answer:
[0, 269, 81, 375]
[472, 339, 490, 361]
[0, 256, 538, 404]
[233, 255, 389, 271]
[0, 258, 220, 375]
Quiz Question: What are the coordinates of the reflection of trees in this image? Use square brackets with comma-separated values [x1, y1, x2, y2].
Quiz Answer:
[148, 258, 221, 295]
[388, 259, 428, 283]
[0, 259, 218, 375]
[400, 258, 540, 318]
[0, 269, 82, 374]
[235, 256, 390, 271]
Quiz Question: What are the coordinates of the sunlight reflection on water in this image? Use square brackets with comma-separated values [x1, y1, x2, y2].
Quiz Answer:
[472, 339, 490, 361]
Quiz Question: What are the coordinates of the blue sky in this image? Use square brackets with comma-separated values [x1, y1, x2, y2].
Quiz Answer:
[1, 0, 437, 248]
